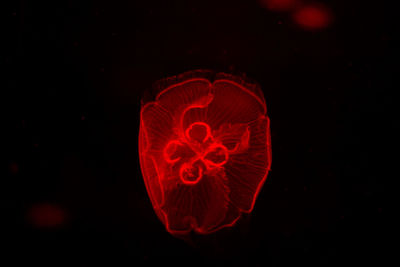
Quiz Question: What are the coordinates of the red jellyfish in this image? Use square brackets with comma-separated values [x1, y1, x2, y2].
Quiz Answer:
[139, 70, 272, 235]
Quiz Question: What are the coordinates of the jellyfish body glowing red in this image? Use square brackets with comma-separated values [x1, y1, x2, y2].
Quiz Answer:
[139, 71, 272, 235]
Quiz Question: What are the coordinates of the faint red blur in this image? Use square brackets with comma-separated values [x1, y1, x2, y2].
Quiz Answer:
[292, 4, 333, 30]
[28, 203, 66, 228]
[259, 0, 300, 12]
[9, 162, 18, 175]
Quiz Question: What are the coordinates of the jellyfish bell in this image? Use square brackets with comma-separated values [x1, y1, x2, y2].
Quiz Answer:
[139, 70, 272, 236]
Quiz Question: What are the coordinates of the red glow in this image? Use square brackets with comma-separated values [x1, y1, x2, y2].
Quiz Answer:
[260, 0, 299, 12]
[28, 203, 66, 228]
[139, 71, 272, 235]
[293, 4, 332, 30]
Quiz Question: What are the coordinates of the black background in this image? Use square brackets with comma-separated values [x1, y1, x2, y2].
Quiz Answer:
[3, 0, 395, 266]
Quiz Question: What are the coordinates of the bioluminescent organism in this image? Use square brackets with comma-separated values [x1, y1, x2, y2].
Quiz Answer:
[139, 70, 272, 235]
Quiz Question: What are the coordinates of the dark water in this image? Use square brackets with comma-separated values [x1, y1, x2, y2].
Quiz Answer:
[3, 0, 394, 266]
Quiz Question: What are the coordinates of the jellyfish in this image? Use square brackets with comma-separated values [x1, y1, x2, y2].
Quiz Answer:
[139, 70, 272, 235]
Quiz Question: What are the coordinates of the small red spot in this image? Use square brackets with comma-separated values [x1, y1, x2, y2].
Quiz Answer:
[292, 4, 333, 30]
[260, 0, 299, 12]
[28, 203, 66, 228]
[81, 115, 86, 120]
